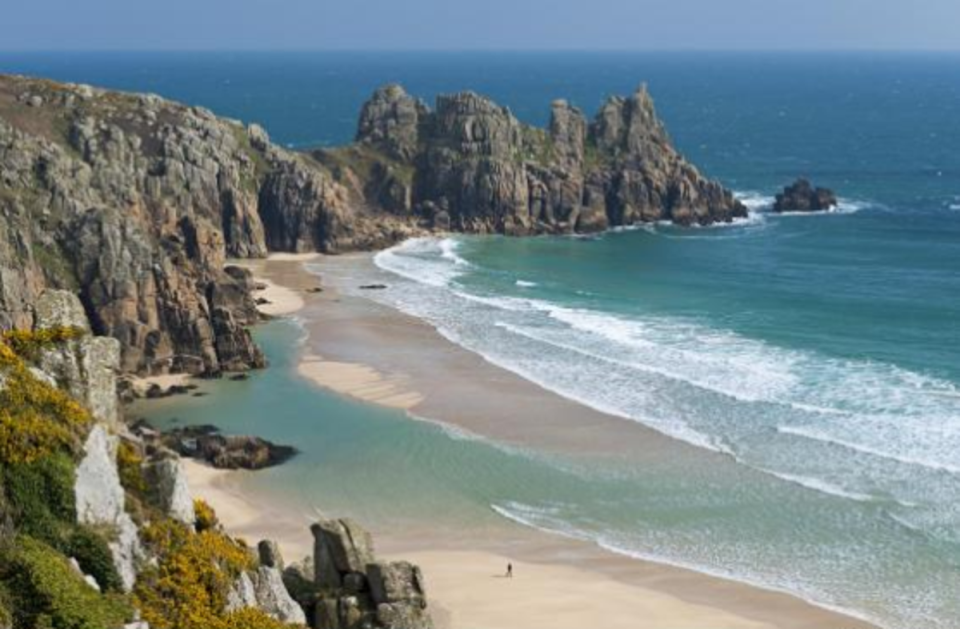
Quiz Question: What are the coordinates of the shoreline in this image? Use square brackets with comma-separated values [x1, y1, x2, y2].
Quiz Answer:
[183, 252, 879, 629]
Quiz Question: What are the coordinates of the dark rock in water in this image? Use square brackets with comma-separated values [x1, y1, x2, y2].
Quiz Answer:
[306, 286, 324, 293]
[359, 284, 388, 290]
[145, 383, 192, 399]
[774, 179, 838, 213]
[191, 392, 208, 397]
[229, 373, 250, 382]
[160, 424, 297, 470]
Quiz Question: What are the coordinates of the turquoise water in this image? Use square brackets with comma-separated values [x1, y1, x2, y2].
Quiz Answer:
[7, 52, 959, 627]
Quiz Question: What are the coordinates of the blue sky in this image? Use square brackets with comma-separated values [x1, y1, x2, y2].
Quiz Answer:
[3, 0, 959, 51]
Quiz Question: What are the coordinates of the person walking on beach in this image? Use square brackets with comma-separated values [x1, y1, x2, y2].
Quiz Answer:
[506, 563, 513, 578]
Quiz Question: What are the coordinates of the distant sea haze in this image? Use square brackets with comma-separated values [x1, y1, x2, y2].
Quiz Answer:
[25, 51, 960, 629]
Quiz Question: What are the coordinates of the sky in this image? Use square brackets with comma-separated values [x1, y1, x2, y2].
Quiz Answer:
[2, 0, 959, 51]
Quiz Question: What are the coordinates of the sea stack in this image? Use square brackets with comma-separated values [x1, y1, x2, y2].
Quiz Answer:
[773, 179, 839, 213]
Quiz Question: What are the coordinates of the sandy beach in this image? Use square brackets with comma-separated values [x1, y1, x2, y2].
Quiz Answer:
[181, 252, 878, 629]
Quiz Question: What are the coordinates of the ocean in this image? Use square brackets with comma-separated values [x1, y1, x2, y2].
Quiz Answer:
[6, 51, 958, 628]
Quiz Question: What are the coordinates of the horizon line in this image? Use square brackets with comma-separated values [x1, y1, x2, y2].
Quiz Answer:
[2, 47, 960, 55]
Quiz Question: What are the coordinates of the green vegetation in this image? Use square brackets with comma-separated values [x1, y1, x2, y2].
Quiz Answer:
[0, 330, 133, 628]
[68, 527, 123, 594]
[0, 536, 132, 629]
[317, 145, 415, 187]
[520, 127, 554, 166]
[0, 453, 76, 547]
[230, 126, 270, 195]
[4, 536, 130, 629]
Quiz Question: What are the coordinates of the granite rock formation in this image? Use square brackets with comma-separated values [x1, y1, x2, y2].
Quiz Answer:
[308, 519, 433, 629]
[773, 178, 838, 213]
[320, 83, 747, 234]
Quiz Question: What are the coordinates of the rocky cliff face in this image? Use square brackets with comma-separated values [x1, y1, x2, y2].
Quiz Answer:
[1, 75, 744, 378]
[321, 83, 746, 234]
[0, 76, 406, 377]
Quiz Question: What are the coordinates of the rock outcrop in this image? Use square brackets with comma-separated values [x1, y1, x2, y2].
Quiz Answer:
[309, 519, 432, 629]
[319, 83, 746, 234]
[773, 178, 838, 213]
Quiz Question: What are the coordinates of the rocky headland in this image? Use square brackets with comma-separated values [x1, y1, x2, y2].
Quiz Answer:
[0, 74, 744, 381]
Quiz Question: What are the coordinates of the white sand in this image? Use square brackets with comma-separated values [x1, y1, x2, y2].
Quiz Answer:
[128, 373, 191, 396]
[298, 353, 424, 409]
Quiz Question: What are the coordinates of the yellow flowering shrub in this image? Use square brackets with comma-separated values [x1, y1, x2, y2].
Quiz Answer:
[222, 607, 292, 629]
[193, 499, 219, 533]
[0, 327, 92, 464]
[1, 326, 84, 362]
[135, 518, 266, 629]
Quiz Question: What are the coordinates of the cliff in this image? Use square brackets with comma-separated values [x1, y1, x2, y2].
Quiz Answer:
[0, 76, 415, 377]
[0, 75, 744, 378]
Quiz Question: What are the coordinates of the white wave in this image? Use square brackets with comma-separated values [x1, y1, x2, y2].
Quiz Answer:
[439, 237, 471, 266]
[515, 280, 538, 288]
[756, 469, 877, 502]
[778, 425, 960, 476]
[949, 204, 960, 211]
[734, 191, 775, 211]
[373, 237, 467, 288]
[372, 233, 960, 501]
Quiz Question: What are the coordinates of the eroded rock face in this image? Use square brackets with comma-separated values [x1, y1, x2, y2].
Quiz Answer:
[774, 178, 838, 213]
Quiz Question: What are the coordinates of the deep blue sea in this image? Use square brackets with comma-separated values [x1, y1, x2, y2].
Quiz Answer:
[5, 52, 959, 628]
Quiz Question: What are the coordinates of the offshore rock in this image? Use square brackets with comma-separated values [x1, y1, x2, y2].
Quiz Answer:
[773, 178, 838, 213]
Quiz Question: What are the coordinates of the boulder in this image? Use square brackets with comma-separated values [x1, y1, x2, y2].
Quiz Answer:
[773, 179, 838, 213]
